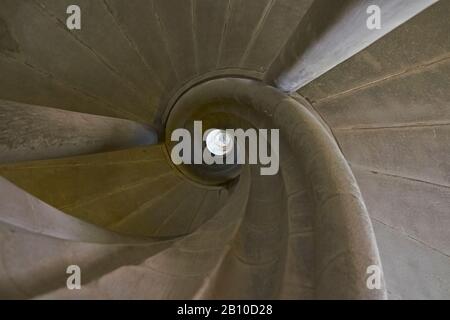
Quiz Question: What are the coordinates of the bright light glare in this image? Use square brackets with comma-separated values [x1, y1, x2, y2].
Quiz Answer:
[206, 129, 233, 156]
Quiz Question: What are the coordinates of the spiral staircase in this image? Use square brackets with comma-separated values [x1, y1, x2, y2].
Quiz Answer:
[0, 0, 449, 300]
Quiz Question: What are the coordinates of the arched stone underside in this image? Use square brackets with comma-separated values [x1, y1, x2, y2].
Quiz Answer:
[166, 78, 386, 299]
[0, 0, 448, 300]
[0, 78, 386, 299]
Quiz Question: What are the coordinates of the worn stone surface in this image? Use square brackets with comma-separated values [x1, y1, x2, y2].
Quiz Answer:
[0, 0, 448, 300]
[299, 0, 450, 300]
[265, 0, 438, 92]
[0, 100, 157, 164]
[299, 0, 450, 102]
[164, 78, 386, 299]
[1, 78, 385, 299]
[336, 125, 450, 186]
[354, 167, 450, 256]
[373, 221, 450, 299]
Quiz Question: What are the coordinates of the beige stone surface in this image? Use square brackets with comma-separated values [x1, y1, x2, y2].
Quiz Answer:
[0, 0, 448, 300]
